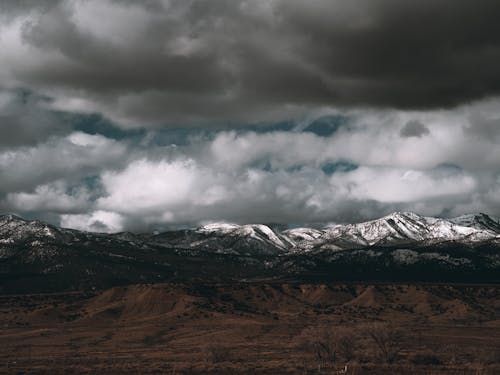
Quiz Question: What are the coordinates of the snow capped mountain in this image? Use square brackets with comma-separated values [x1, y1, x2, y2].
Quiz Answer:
[183, 212, 500, 253]
[0, 214, 60, 240]
[0, 214, 137, 250]
[1, 212, 499, 292]
[2, 212, 499, 255]
[314, 212, 499, 249]
[0, 215, 72, 262]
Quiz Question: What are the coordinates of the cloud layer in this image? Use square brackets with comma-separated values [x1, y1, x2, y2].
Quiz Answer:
[1, 1, 500, 231]
[1, 98, 499, 232]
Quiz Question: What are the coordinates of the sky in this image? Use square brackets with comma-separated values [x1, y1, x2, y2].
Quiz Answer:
[1, 0, 500, 232]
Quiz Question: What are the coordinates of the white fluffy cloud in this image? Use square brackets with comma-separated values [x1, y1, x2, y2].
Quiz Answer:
[5, 180, 91, 213]
[60, 210, 124, 233]
[206, 101, 500, 172]
[330, 167, 476, 203]
[0, 131, 128, 194]
[98, 158, 203, 216]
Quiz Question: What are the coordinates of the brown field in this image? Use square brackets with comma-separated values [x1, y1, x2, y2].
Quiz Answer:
[1, 283, 499, 374]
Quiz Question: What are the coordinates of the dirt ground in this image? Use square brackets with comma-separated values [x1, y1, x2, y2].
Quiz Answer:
[1, 283, 499, 374]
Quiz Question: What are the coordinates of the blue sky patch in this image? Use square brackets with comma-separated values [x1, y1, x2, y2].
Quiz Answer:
[321, 161, 358, 175]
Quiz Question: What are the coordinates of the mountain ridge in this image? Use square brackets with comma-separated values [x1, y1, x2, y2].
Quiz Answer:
[3, 211, 499, 242]
[1, 212, 499, 293]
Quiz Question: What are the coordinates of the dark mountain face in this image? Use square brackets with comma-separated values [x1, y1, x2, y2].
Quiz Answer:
[450, 213, 500, 232]
[1, 212, 499, 293]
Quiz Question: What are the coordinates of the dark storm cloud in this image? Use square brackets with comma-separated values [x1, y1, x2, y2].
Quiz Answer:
[0, 0, 59, 17]
[1, 0, 499, 126]
[0, 89, 69, 148]
[278, 0, 500, 108]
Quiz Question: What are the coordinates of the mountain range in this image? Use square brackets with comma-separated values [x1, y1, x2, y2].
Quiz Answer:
[1, 212, 499, 293]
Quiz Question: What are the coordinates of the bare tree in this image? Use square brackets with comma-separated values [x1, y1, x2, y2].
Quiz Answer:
[297, 326, 358, 365]
[365, 323, 404, 363]
[336, 328, 356, 362]
[298, 326, 338, 363]
[202, 342, 230, 363]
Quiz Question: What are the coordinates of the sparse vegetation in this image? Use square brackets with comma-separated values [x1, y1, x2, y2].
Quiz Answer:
[1, 283, 499, 374]
[410, 351, 443, 365]
[336, 328, 356, 362]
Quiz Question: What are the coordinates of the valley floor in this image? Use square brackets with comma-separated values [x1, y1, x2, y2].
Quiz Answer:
[1, 283, 499, 374]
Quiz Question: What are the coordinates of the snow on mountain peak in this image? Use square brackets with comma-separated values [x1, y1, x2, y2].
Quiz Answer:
[197, 222, 241, 233]
[181, 211, 500, 252]
[318, 211, 498, 247]
[196, 222, 289, 249]
[382, 211, 423, 221]
[282, 227, 324, 242]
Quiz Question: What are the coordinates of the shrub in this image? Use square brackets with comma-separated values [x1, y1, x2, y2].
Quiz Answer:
[411, 352, 443, 365]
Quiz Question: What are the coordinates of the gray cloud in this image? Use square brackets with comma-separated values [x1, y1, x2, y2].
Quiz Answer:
[400, 120, 430, 138]
[4, 180, 92, 214]
[0, 0, 499, 126]
[0, 1, 59, 18]
[464, 113, 500, 141]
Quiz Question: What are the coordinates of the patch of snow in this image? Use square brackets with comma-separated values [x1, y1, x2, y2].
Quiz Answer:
[283, 228, 324, 242]
[197, 222, 240, 233]
[249, 224, 288, 248]
[197, 222, 289, 249]
[43, 227, 55, 238]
